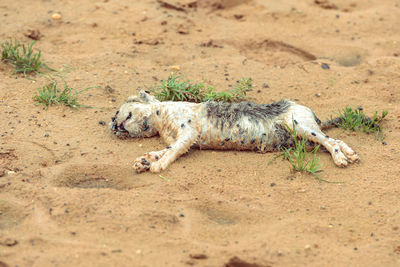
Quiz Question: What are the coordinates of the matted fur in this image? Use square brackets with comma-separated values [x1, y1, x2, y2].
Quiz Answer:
[110, 91, 359, 173]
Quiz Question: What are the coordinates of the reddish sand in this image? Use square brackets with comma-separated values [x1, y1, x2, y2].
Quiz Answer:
[1, 0, 400, 266]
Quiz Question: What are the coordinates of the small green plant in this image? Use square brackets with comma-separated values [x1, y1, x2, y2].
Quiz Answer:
[35, 81, 93, 109]
[281, 121, 322, 178]
[151, 74, 252, 102]
[1, 39, 52, 75]
[204, 77, 253, 102]
[335, 107, 388, 140]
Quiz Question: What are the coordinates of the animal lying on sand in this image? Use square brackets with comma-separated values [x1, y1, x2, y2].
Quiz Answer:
[110, 91, 359, 173]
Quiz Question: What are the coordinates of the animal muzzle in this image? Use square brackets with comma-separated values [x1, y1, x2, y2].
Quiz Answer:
[110, 117, 117, 132]
[110, 120, 128, 134]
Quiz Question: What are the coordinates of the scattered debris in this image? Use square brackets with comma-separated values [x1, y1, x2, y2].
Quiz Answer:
[234, 14, 244, 20]
[189, 253, 208, 260]
[200, 40, 223, 48]
[25, 29, 42, 40]
[321, 63, 330, 69]
[314, 0, 338, 10]
[104, 85, 115, 94]
[0, 238, 18, 247]
[170, 65, 180, 71]
[177, 24, 190, 35]
[262, 83, 270, 88]
[224, 256, 266, 267]
[157, 0, 187, 12]
[51, 13, 62, 20]
[133, 38, 162, 46]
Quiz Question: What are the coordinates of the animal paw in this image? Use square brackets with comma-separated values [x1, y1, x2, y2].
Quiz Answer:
[133, 151, 166, 173]
[133, 157, 151, 173]
[346, 151, 360, 163]
[332, 151, 349, 167]
[336, 140, 360, 164]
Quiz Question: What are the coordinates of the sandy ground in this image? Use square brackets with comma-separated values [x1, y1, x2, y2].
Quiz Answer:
[1, 0, 400, 266]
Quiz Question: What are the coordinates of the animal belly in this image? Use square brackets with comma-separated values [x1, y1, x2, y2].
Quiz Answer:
[194, 122, 292, 152]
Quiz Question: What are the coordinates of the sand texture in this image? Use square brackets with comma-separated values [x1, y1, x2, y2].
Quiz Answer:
[1, 0, 400, 266]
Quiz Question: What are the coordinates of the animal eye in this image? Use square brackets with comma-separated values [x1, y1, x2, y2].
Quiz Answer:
[126, 112, 132, 120]
[143, 119, 149, 131]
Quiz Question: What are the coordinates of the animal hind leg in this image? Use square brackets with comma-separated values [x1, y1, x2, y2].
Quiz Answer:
[286, 111, 359, 167]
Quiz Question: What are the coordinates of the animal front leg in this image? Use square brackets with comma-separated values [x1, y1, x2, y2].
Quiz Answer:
[149, 131, 197, 173]
[133, 128, 198, 173]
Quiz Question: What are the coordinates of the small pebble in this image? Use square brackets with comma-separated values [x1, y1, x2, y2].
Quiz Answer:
[98, 120, 106, 126]
[382, 141, 387, 145]
[44, 133, 49, 137]
[171, 65, 180, 71]
[51, 13, 62, 20]
[2, 238, 18, 247]
[189, 254, 208, 259]
[262, 83, 270, 88]
[321, 63, 330, 69]
[270, 182, 276, 187]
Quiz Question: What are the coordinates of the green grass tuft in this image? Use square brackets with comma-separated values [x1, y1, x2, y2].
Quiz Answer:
[34, 81, 93, 109]
[335, 107, 388, 140]
[281, 121, 322, 176]
[151, 74, 252, 102]
[1, 39, 52, 75]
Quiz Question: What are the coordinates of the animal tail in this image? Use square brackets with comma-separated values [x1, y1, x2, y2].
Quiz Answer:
[319, 116, 378, 130]
[319, 117, 343, 130]
[312, 111, 340, 130]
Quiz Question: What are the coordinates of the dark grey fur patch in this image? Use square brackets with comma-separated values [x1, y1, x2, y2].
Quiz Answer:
[205, 100, 291, 128]
[270, 124, 293, 150]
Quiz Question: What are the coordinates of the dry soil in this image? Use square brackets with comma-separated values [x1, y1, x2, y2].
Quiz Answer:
[1, 0, 400, 266]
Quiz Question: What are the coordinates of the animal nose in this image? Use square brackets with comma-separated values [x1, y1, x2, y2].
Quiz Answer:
[119, 124, 126, 131]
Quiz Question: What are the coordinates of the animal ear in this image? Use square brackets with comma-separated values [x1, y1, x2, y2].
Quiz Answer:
[127, 90, 159, 104]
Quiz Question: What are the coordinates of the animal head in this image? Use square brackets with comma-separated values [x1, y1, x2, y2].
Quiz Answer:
[110, 90, 159, 138]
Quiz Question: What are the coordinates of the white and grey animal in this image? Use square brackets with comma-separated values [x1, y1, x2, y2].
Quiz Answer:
[110, 91, 359, 173]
